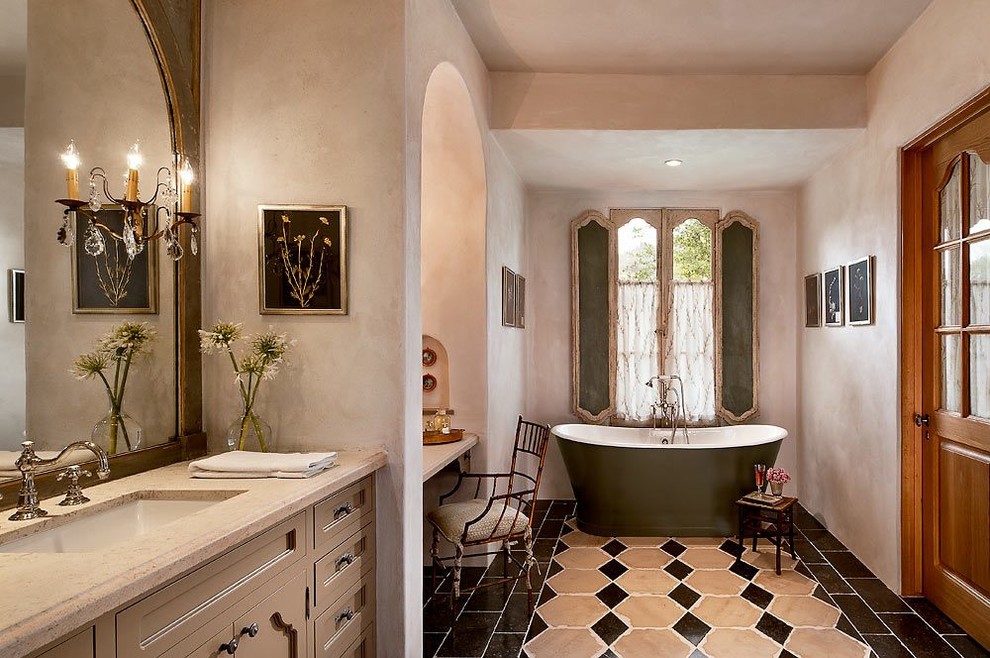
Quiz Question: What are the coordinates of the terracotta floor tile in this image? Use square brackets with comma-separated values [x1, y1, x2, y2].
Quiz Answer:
[753, 569, 817, 596]
[612, 628, 695, 658]
[701, 628, 781, 658]
[547, 569, 611, 594]
[617, 548, 672, 569]
[562, 530, 609, 548]
[615, 569, 678, 595]
[680, 548, 735, 570]
[613, 595, 685, 628]
[691, 596, 763, 628]
[742, 549, 800, 571]
[684, 570, 748, 595]
[678, 537, 725, 547]
[523, 627, 607, 658]
[555, 547, 610, 570]
[537, 595, 609, 627]
[618, 536, 668, 547]
[769, 595, 841, 628]
[785, 627, 870, 658]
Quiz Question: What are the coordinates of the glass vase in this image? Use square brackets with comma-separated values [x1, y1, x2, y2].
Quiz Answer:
[225, 409, 274, 452]
[769, 480, 784, 498]
[91, 409, 143, 455]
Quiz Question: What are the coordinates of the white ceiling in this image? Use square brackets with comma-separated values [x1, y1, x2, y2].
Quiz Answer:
[0, 0, 26, 76]
[452, 0, 933, 75]
[492, 129, 863, 192]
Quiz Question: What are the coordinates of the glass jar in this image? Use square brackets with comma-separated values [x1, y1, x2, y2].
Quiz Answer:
[432, 408, 451, 434]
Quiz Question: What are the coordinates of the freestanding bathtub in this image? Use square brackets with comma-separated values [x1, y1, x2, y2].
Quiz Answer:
[552, 424, 786, 537]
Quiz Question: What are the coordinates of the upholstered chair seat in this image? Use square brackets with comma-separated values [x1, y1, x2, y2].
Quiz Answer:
[428, 499, 530, 543]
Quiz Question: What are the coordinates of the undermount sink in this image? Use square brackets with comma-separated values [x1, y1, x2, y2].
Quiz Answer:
[0, 491, 242, 553]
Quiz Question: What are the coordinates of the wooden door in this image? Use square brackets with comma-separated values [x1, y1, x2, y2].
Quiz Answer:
[921, 108, 990, 648]
[233, 570, 308, 658]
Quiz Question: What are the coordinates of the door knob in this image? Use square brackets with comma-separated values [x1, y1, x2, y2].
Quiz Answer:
[913, 413, 930, 427]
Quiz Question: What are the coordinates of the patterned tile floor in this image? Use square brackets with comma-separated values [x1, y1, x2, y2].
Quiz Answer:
[424, 500, 990, 658]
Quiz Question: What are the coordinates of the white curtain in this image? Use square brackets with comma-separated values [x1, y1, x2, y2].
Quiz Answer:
[616, 282, 658, 421]
[663, 282, 716, 423]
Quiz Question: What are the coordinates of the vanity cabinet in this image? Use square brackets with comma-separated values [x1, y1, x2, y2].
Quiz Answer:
[36, 629, 94, 658]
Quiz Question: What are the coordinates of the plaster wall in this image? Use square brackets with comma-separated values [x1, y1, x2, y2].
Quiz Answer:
[525, 190, 800, 500]
[23, 0, 175, 450]
[798, 0, 990, 591]
[0, 128, 24, 449]
[0, 75, 25, 128]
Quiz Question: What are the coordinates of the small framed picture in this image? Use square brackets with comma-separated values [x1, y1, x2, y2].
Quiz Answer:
[514, 273, 526, 329]
[804, 273, 822, 328]
[502, 266, 516, 327]
[72, 205, 158, 314]
[8, 269, 24, 323]
[824, 266, 845, 327]
[847, 256, 875, 326]
[258, 204, 347, 314]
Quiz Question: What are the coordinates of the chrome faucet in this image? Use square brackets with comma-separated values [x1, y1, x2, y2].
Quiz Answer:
[9, 440, 110, 521]
[645, 375, 690, 445]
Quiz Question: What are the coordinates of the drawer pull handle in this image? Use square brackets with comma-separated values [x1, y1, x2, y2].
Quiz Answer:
[219, 637, 238, 654]
[335, 552, 356, 570]
[333, 503, 355, 520]
[243, 622, 260, 638]
[336, 607, 355, 626]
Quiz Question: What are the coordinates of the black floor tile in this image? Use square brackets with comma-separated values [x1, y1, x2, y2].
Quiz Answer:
[532, 539, 557, 560]
[437, 566, 486, 593]
[879, 612, 962, 658]
[592, 611, 629, 645]
[600, 650, 621, 658]
[729, 559, 759, 580]
[847, 578, 911, 613]
[825, 550, 875, 578]
[945, 634, 990, 658]
[756, 612, 792, 645]
[832, 594, 888, 634]
[536, 585, 555, 607]
[664, 558, 693, 580]
[484, 558, 524, 579]
[812, 584, 836, 606]
[464, 580, 515, 612]
[437, 612, 500, 657]
[495, 593, 533, 633]
[596, 582, 629, 608]
[602, 539, 627, 557]
[837, 613, 864, 642]
[534, 499, 552, 512]
[661, 539, 687, 557]
[778, 651, 798, 658]
[803, 528, 848, 551]
[546, 560, 563, 579]
[537, 520, 564, 539]
[904, 597, 963, 635]
[484, 633, 524, 658]
[424, 594, 462, 632]
[546, 500, 574, 519]
[863, 634, 913, 658]
[794, 505, 826, 531]
[525, 613, 547, 642]
[794, 561, 815, 580]
[688, 651, 707, 658]
[806, 562, 853, 594]
[673, 612, 711, 645]
[718, 538, 744, 558]
[792, 537, 827, 564]
[740, 582, 773, 609]
[669, 583, 702, 610]
[599, 558, 628, 580]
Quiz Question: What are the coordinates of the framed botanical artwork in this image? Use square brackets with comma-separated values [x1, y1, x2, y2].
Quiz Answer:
[258, 205, 347, 315]
[72, 205, 158, 314]
[502, 266, 516, 327]
[804, 273, 822, 327]
[847, 256, 875, 325]
[514, 273, 526, 329]
[8, 269, 24, 323]
[824, 265, 845, 327]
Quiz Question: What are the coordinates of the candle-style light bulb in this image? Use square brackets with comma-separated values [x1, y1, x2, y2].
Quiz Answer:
[178, 157, 194, 212]
[125, 141, 141, 202]
[61, 140, 81, 199]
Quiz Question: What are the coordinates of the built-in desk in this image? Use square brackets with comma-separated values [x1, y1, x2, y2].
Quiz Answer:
[423, 432, 479, 481]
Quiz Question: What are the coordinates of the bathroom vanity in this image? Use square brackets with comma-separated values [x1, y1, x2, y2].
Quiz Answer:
[0, 450, 386, 658]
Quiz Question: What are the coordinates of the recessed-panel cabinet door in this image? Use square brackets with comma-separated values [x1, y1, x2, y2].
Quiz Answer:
[37, 628, 94, 658]
[232, 570, 308, 658]
[175, 627, 233, 658]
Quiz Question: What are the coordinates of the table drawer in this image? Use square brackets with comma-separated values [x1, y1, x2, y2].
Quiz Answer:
[314, 519, 375, 615]
[313, 476, 374, 553]
[117, 512, 306, 656]
[314, 570, 375, 658]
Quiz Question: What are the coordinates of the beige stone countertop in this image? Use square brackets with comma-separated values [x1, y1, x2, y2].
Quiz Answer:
[0, 449, 387, 658]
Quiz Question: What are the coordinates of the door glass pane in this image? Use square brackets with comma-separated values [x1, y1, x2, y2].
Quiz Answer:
[672, 218, 712, 281]
[940, 160, 962, 243]
[941, 248, 961, 326]
[617, 217, 657, 282]
[969, 152, 990, 234]
[972, 335, 990, 419]
[941, 334, 962, 413]
[971, 239, 990, 325]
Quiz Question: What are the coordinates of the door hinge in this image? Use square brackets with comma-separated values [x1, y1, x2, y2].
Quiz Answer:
[913, 413, 930, 428]
[305, 585, 310, 620]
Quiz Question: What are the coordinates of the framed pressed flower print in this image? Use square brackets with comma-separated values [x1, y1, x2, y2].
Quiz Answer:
[258, 204, 348, 314]
[847, 256, 875, 325]
[824, 265, 844, 327]
[804, 272, 822, 327]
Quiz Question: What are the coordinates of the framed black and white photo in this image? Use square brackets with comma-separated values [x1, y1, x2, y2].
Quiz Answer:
[502, 266, 516, 327]
[824, 265, 844, 327]
[847, 256, 875, 325]
[258, 204, 347, 314]
[72, 205, 157, 314]
[8, 269, 24, 323]
[804, 273, 822, 328]
[513, 273, 526, 329]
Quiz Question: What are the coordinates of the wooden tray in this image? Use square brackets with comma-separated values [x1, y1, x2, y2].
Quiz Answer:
[423, 429, 464, 445]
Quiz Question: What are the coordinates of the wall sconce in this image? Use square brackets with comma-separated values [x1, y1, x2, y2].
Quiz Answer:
[55, 140, 201, 261]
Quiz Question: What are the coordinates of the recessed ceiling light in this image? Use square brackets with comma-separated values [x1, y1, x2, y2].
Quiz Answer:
[665, 159, 683, 167]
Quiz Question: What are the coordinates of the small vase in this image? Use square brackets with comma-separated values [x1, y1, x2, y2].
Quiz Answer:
[92, 409, 143, 455]
[769, 480, 784, 497]
[225, 409, 274, 452]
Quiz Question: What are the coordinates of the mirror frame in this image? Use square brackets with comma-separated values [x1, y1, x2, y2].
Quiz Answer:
[0, 0, 204, 508]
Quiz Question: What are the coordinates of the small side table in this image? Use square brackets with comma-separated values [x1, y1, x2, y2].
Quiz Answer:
[735, 494, 798, 575]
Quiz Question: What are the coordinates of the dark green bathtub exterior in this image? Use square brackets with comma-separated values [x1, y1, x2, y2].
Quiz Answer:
[556, 433, 782, 537]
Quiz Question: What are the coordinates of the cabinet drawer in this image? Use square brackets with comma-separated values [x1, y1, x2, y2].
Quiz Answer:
[313, 476, 374, 553]
[313, 519, 375, 615]
[314, 570, 375, 658]
[34, 627, 94, 658]
[117, 512, 306, 656]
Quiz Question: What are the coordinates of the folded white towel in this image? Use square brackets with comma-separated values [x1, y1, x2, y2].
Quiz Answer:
[188, 451, 338, 479]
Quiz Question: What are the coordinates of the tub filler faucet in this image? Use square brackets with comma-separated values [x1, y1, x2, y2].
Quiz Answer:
[645, 375, 690, 445]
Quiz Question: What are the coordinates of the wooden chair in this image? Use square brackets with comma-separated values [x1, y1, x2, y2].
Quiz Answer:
[427, 416, 552, 610]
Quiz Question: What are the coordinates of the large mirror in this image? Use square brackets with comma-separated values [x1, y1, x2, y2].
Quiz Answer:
[0, 0, 200, 485]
